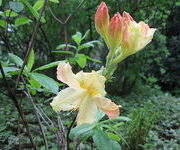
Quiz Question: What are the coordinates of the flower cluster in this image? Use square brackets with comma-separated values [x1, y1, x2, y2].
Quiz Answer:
[95, 2, 156, 64]
[50, 2, 156, 126]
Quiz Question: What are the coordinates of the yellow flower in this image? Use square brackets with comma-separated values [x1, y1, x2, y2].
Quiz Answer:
[121, 12, 156, 57]
[50, 62, 120, 125]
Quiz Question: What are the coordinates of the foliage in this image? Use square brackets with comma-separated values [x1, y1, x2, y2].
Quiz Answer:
[69, 116, 131, 150]
[0, 86, 179, 149]
[122, 104, 159, 150]
[110, 86, 180, 150]
[1, 51, 62, 94]
[0, 0, 179, 95]
[54, 31, 101, 69]
[0, 0, 179, 149]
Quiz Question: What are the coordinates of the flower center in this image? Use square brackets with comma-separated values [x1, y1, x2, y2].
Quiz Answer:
[80, 81, 97, 96]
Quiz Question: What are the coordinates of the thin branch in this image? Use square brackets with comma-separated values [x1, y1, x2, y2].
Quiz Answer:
[66, 114, 77, 150]
[49, 0, 86, 25]
[58, 113, 66, 149]
[49, 7, 64, 24]
[37, 106, 55, 127]
[0, 62, 38, 150]
[24, 89, 49, 150]
[15, 0, 48, 89]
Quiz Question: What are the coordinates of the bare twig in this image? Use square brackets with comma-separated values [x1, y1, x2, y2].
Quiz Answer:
[23, 89, 49, 150]
[57, 113, 66, 149]
[0, 62, 38, 150]
[66, 114, 77, 150]
[49, 0, 86, 25]
[15, 0, 48, 89]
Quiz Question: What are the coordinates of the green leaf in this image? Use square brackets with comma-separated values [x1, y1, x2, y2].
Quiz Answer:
[0, 10, 18, 17]
[82, 29, 90, 40]
[8, 53, 28, 73]
[31, 73, 59, 94]
[86, 56, 102, 63]
[27, 49, 34, 71]
[111, 140, 121, 150]
[8, 53, 23, 67]
[93, 129, 121, 150]
[0, 20, 7, 28]
[0, 0, 2, 6]
[78, 42, 94, 51]
[70, 123, 95, 139]
[107, 132, 121, 142]
[19, 0, 45, 23]
[72, 32, 82, 45]
[2, 67, 19, 73]
[33, 60, 63, 72]
[15, 17, 32, 27]
[93, 129, 112, 150]
[49, 0, 59, 3]
[100, 116, 132, 124]
[75, 54, 87, 68]
[56, 44, 77, 50]
[33, 0, 44, 11]
[101, 124, 127, 147]
[80, 130, 94, 142]
[9, 1, 24, 13]
[28, 76, 41, 89]
[96, 110, 105, 122]
[78, 40, 101, 51]
[52, 50, 74, 55]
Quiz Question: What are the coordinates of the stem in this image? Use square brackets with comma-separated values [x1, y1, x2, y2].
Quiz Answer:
[111, 53, 126, 65]
[0, 62, 38, 150]
[24, 90, 49, 150]
[57, 114, 66, 149]
[49, 0, 86, 25]
[15, 0, 48, 89]
[66, 114, 77, 150]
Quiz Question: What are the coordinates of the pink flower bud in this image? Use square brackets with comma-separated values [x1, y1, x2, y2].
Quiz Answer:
[108, 13, 123, 50]
[95, 2, 109, 38]
[123, 11, 134, 22]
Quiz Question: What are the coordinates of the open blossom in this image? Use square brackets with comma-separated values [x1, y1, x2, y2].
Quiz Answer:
[121, 12, 156, 57]
[50, 62, 120, 125]
[95, 2, 156, 62]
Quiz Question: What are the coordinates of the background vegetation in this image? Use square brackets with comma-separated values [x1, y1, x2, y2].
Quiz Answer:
[0, 0, 180, 149]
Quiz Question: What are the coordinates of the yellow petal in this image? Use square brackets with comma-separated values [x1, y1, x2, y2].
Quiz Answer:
[76, 71, 106, 96]
[94, 96, 120, 118]
[76, 95, 98, 125]
[57, 62, 81, 89]
[135, 21, 156, 52]
[50, 88, 85, 112]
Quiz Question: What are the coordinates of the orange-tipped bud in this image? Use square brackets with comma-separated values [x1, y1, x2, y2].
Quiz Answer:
[123, 11, 134, 22]
[95, 2, 109, 38]
[108, 13, 123, 50]
[121, 21, 130, 50]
